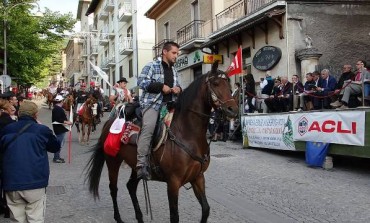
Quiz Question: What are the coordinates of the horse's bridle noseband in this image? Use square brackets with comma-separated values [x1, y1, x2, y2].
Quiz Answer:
[206, 72, 235, 109]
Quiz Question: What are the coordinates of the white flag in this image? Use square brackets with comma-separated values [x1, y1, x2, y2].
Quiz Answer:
[89, 61, 112, 88]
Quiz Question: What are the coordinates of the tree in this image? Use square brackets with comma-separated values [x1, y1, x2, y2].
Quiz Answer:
[1, 1, 76, 86]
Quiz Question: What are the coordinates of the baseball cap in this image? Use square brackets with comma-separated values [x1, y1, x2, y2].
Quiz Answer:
[54, 95, 64, 102]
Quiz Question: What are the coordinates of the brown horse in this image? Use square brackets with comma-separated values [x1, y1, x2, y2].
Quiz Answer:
[62, 94, 74, 113]
[45, 92, 54, 109]
[85, 62, 238, 223]
[77, 96, 97, 144]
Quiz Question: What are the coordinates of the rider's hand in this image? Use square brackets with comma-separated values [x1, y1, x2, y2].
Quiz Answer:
[171, 86, 181, 94]
[64, 121, 73, 125]
[162, 85, 172, 94]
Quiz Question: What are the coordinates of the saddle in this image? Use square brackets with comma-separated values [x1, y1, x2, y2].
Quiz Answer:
[120, 103, 175, 150]
[104, 102, 175, 157]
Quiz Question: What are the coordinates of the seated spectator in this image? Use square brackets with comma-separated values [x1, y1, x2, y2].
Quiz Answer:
[259, 71, 274, 113]
[312, 69, 336, 109]
[244, 73, 256, 113]
[290, 74, 304, 111]
[265, 77, 292, 112]
[364, 63, 370, 105]
[332, 64, 355, 103]
[297, 73, 316, 111]
[331, 60, 370, 109]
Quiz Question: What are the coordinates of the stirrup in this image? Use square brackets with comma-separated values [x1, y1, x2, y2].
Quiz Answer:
[136, 165, 151, 180]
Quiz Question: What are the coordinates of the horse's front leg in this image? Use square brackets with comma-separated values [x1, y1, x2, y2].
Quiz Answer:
[127, 169, 143, 223]
[81, 123, 85, 143]
[190, 174, 210, 223]
[167, 180, 181, 223]
[87, 123, 92, 143]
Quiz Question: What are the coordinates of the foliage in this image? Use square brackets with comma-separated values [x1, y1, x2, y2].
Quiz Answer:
[0, 1, 76, 86]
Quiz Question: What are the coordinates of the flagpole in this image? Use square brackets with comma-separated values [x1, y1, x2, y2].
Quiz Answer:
[68, 105, 73, 164]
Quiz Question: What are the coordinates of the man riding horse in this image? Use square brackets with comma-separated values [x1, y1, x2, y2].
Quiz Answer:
[108, 77, 133, 119]
[136, 41, 182, 180]
[75, 83, 89, 123]
[89, 81, 104, 123]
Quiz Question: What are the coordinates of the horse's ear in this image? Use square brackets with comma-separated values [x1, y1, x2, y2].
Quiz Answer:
[211, 60, 219, 74]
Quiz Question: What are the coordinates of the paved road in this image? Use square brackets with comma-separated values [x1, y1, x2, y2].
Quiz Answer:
[4, 99, 370, 223]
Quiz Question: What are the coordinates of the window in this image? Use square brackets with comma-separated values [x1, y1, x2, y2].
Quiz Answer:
[242, 47, 251, 72]
[129, 59, 133, 78]
[191, 0, 199, 21]
[164, 22, 170, 39]
[120, 65, 123, 77]
[127, 26, 133, 38]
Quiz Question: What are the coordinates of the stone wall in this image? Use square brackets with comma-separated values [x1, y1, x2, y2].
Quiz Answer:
[288, 2, 370, 76]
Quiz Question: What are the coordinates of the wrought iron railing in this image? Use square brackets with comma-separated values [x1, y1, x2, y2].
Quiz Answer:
[119, 37, 133, 51]
[152, 39, 172, 60]
[215, 0, 277, 29]
[177, 20, 205, 46]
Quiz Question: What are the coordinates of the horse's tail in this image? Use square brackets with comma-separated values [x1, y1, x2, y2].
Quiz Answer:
[84, 119, 113, 199]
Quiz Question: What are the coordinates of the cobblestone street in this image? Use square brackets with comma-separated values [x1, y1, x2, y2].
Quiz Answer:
[4, 100, 370, 223]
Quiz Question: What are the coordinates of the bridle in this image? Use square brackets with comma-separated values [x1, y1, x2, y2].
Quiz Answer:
[188, 71, 235, 117]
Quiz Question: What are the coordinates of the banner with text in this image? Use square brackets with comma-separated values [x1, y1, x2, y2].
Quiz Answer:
[293, 111, 365, 146]
[241, 115, 296, 150]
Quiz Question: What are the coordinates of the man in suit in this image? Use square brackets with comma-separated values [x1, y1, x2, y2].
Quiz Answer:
[312, 69, 336, 109]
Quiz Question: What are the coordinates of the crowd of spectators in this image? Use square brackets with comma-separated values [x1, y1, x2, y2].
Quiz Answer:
[241, 60, 370, 114]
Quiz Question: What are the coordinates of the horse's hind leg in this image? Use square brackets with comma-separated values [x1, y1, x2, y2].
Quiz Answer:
[127, 170, 143, 223]
[106, 158, 125, 223]
[190, 174, 210, 223]
[167, 180, 181, 223]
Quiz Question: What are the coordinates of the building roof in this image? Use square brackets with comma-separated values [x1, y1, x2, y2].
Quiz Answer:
[77, 0, 91, 20]
[85, 0, 100, 16]
[145, 0, 177, 19]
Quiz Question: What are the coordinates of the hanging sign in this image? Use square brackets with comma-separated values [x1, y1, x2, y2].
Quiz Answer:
[252, 46, 282, 71]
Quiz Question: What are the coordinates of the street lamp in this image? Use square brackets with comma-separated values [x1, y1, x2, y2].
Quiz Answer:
[3, 0, 43, 77]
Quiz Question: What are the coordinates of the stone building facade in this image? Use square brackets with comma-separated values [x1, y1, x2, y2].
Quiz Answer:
[147, 0, 370, 88]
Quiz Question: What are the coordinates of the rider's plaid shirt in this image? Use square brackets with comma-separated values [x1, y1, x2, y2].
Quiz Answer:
[138, 59, 180, 111]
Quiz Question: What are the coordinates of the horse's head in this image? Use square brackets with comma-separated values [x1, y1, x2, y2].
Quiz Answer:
[206, 61, 239, 118]
[85, 97, 97, 108]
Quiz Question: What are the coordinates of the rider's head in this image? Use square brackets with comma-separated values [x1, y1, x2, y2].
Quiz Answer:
[117, 78, 128, 89]
[162, 41, 179, 66]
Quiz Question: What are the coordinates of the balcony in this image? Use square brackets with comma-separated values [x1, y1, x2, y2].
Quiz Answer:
[90, 46, 98, 56]
[99, 34, 109, 46]
[215, 0, 276, 30]
[118, 3, 132, 22]
[119, 37, 133, 55]
[152, 39, 172, 60]
[107, 56, 116, 68]
[99, 11, 109, 20]
[177, 20, 205, 50]
[102, 25, 114, 39]
[104, 0, 114, 12]
[101, 58, 110, 71]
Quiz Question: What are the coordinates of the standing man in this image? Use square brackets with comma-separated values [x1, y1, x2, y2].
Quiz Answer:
[0, 101, 60, 222]
[52, 95, 73, 163]
[136, 41, 182, 180]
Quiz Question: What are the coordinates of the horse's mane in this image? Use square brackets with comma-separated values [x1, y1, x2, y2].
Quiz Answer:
[174, 73, 207, 114]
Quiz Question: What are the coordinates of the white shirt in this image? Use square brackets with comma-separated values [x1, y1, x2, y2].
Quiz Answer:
[110, 88, 130, 102]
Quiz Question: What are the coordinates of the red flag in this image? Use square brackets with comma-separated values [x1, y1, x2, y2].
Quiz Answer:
[227, 46, 243, 77]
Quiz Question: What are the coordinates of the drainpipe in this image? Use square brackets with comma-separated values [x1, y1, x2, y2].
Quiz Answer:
[285, 1, 290, 78]
[114, 0, 120, 81]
